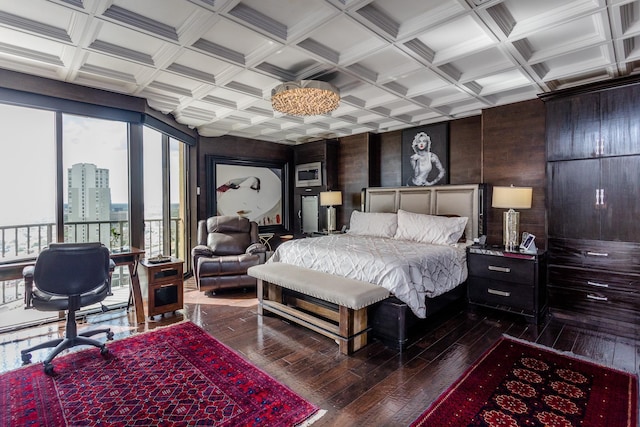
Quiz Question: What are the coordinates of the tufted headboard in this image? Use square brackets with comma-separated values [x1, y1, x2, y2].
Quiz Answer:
[363, 184, 487, 241]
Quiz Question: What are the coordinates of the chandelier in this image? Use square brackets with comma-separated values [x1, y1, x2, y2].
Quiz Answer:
[271, 80, 340, 116]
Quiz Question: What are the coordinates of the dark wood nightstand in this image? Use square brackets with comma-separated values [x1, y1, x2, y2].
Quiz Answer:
[467, 246, 547, 324]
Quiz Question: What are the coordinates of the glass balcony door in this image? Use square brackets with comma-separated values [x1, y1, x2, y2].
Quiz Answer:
[143, 127, 187, 261]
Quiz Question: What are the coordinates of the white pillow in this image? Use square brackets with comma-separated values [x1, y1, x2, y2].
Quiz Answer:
[394, 209, 468, 245]
[348, 211, 398, 238]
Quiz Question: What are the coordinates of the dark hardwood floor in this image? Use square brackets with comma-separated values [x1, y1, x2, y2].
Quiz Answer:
[1, 279, 639, 426]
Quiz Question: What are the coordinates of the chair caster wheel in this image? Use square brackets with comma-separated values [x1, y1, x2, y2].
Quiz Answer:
[106, 331, 114, 340]
[43, 363, 54, 376]
[100, 346, 109, 357]
[21, 353, 32, 364]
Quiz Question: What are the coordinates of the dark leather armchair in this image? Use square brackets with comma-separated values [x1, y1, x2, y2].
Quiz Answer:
[20, 242, 114, 375]
[192, 216, 267, 294]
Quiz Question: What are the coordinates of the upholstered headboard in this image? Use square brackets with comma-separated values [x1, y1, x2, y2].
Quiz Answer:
[363, 184, 487, 241]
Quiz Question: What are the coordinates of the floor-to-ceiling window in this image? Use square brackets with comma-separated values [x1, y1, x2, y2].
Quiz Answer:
[0, 99, 192, 331]
[0, 104, 56, 261]
[62, 114, 129, 248]
[143, 128, 188, 261]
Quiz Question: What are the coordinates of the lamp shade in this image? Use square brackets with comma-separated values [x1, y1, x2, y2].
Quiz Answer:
[492, 186, 532, 209]
[320, 191, 342, 206]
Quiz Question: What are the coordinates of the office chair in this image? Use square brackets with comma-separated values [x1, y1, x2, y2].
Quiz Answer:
[21, 242, 114, 375]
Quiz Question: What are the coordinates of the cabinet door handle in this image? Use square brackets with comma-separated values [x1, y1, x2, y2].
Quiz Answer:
[586, 294, 608, 302]
[595, 189, 599, 205]
[488, 265, 510, 273]
[587, 281, 609, 288]
[586, 251, 608, 257]
[488, 288, 511, 297]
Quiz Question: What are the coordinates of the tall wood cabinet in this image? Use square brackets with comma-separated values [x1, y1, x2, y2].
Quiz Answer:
[292, 139, 339, 235]
[543, 79, 640, 337]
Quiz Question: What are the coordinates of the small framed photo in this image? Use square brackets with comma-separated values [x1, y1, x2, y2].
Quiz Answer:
[520, 232, 536, 254]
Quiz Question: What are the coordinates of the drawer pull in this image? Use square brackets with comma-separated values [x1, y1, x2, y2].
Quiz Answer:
[586, 281, 609, 288]
[488, 266, 510, 273]
[586, 251, 608, 257]
[488, 288, 511, 297]
[586, 294, 608, 302]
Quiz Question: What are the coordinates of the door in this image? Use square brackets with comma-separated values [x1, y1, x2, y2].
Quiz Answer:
[547, 159, 601, 240]
[301, 195, 319, 234]
[599, 84, 640, 158]
[600, 156, 640, 241]
[546, 93, 601, 161]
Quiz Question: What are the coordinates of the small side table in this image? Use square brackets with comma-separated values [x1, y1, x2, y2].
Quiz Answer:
[139, 257, 184, 318]
[258, 233, 275, 251]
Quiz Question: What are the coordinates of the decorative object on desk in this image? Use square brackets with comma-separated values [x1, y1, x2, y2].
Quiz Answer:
[271, 80, 340, 116]
[520, 231, 537, 254]
[320, 190, 342, 233]
[1, 322, 323, 426]
[410, 336, 637, 427]
[147, 254, 171, 264]
[492, 185, 532, 251]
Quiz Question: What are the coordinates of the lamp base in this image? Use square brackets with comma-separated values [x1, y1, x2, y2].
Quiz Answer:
[503, 209, 520, 251]
[326, 206, 336, 232]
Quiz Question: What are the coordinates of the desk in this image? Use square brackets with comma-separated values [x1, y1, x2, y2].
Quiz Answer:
[21, 246, 147, 325]
[110, 247, 146, 324]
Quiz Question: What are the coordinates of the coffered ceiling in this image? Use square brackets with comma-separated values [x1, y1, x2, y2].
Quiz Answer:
[0, 0, 638, 144]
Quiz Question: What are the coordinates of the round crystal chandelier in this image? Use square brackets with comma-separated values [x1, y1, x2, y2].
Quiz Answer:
[271, 80, 340, 116]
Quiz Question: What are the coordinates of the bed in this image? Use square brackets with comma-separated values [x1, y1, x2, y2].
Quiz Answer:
[269, 184, 487, 350]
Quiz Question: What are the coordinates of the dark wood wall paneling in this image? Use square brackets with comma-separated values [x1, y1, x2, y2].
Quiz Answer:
[482, 99, 547, 249]
[449, 116, 482, 185]
[336, 133, 380, 228]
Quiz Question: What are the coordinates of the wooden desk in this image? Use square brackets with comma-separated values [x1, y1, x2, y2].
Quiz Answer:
[20, 246, 147, 325]
[110, 247, 146, 324]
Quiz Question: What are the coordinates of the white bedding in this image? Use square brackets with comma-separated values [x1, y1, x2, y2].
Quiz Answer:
[267, 234, 468, 318]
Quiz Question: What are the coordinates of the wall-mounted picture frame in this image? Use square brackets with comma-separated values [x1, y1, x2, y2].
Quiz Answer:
[401, 123, 449, 186]
[205, 156, 289, 233]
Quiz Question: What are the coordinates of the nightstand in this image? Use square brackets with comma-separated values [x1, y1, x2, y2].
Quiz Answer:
[467, 246, 547, 324]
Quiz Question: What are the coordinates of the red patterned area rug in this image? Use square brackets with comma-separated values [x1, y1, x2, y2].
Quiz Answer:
[411, 336, 638, 427]
[0, 321, 322, 426]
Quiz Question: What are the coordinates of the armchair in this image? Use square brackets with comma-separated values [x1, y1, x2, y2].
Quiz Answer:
[192, 216, 267, 294]
[20, 242, 114, 375]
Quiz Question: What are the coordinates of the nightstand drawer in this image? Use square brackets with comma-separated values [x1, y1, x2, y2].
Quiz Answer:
[468, 254, 535, 285]
[469, 277, 535, 312]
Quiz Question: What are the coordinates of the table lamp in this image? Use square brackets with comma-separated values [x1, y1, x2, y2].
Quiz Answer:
[492, 185, 532, 251]
[320, 191, 342, 233]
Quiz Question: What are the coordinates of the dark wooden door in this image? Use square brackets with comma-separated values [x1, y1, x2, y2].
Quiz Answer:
[547, 159, 601, 240]
[599, 84, 640, 158]
[546, 93, 601, 161]
[600, 156, 640, 242]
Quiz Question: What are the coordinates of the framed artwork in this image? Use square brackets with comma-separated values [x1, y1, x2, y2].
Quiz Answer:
[401, 123, 449, 186]
[206, 156, 289, 232]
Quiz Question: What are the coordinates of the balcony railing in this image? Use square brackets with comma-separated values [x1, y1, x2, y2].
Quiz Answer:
[0, 218, 182, 306]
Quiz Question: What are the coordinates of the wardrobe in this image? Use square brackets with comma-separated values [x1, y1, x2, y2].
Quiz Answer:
[542, 78, 640, 337]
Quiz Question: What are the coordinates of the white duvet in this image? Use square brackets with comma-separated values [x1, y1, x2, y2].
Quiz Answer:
[267, 234, 468, 318]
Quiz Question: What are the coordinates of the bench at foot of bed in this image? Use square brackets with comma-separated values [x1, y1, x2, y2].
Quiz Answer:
[247, 263, 389, 355]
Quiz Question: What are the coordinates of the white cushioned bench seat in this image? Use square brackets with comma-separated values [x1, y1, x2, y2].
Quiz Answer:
[248, 262, 390, 355]
[247, 263, 389, 309]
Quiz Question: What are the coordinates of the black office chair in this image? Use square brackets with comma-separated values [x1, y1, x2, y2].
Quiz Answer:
[21, 242, 114, 375]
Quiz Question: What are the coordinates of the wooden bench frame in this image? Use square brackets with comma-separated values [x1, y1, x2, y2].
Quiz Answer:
[257, 279, 374, 355]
